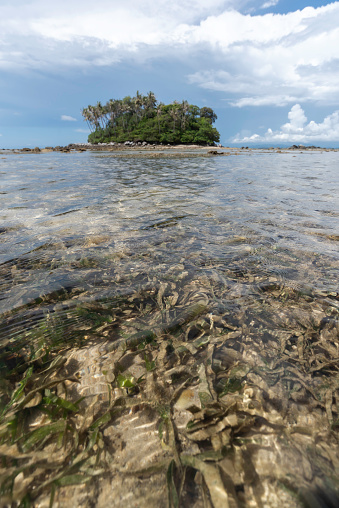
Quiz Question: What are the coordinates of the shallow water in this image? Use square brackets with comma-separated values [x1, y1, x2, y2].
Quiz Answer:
[0, 150, 338, 507]
[1, 151, 338, 295]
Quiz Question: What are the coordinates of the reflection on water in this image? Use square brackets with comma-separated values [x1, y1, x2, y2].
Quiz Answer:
[0, 150, 338, 507]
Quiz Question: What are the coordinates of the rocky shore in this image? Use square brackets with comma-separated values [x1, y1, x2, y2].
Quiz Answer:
[1, 143, 338, 155]
[3, 142, 216, 154]
[0, 143, 233, 157]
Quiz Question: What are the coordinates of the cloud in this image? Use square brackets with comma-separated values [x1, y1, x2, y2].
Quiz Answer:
[0, 1, 240, 70]
[283, 104, 307, 131]
[187, 4, 339, 107]
[229, 95, 299, 107]
[260, 0, 279, 9]
[75, 128, 89, 133]
[0, 1, 247, 47]
[61, 115, 77, 122]
[232, 104, 339, 144]
[1, 1, 339, 109]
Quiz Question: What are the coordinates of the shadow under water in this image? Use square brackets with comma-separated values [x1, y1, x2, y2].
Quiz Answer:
[0, 151, 338, 507]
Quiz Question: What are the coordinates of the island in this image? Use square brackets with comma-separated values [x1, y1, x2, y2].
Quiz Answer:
[81, 91, 220, 145]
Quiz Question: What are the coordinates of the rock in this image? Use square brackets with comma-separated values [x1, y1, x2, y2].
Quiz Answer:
[208, 150, 224, 155]
[288, 144, 322, 150]
[33, 147, 41, 152]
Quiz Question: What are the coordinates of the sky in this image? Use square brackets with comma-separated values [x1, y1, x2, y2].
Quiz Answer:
[1, 0, 339, 148]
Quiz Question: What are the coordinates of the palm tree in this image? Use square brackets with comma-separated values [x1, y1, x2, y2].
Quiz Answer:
[156, 102, 164, 136]
[145, 91, 157, 115]
[169, 103, 180, 133]
[121, 97, 132, 132]
[81, 107, 95, 132]
[181, 100, 189, 130]
[87, 105, 99, 131]
[108, 99, 124, 136]
[89, 103, 100, 130]
[134, 91, 144, 123]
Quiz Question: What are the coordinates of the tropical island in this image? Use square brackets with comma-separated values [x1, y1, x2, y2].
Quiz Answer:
[81, 91, 220, 145]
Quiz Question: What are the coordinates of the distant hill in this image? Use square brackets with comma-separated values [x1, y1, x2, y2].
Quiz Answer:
[82, 92, 220, 145]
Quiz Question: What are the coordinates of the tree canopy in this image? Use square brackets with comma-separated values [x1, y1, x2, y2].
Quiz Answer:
[82, 92, 220, 145]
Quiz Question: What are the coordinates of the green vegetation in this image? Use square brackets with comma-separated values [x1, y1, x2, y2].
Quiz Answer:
[82, 91, 220, 145]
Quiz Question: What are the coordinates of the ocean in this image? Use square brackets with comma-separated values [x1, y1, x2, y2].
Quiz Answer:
[0, 148, 338, 507]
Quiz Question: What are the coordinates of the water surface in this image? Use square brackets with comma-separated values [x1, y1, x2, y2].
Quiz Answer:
[0, 150, 338, 507]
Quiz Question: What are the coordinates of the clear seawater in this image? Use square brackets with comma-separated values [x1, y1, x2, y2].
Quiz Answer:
[1, 150, 338, 315]
[0, 149, 338, 507]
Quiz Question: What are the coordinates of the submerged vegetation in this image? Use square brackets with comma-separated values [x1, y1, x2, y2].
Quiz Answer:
[0, 234, 339, 507]
[81, 91, 220, 145]
[1, 152, 339, 506]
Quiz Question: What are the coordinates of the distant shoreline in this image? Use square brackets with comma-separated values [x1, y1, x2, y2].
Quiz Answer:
[1, 143, 338, 154]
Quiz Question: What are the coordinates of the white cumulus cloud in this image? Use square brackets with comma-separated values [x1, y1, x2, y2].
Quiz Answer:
[187, 4, 339, 106]
[0, 1, 339, 109]
[232, 104, 339, 144]
[61, 115, 77, 122]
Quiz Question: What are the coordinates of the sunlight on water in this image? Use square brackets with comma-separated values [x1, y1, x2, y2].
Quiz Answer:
[0, 150, 338, 507]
